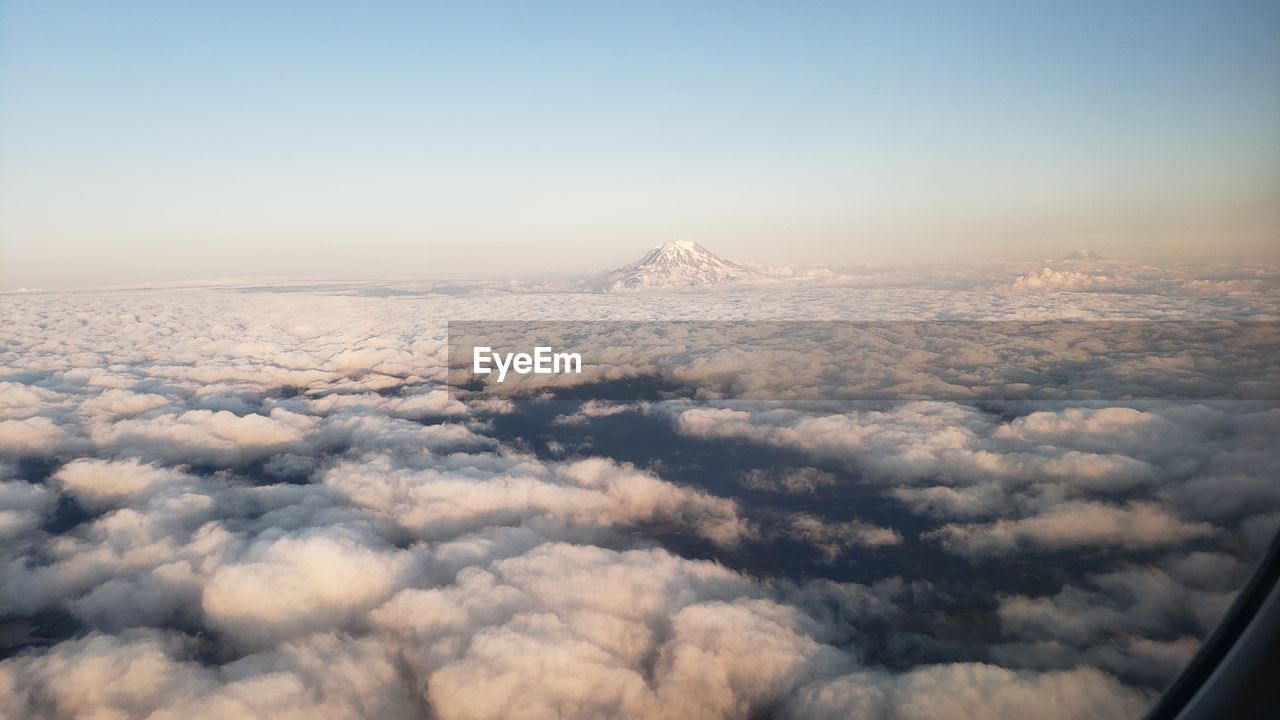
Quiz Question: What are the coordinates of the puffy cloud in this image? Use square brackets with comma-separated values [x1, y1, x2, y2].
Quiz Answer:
[785, 513, 902, 561]
[552, 401, 634, 425]
[1011, 268, 1130, 292]
[0, 631, 421, 720]
[668, 402, 1274, 548]
[202, 528, 422, 646]
[77, 388, 171, 418]
[990, 560, 1241, 688]
[1008, 260, 1280, 299]
[0, 382, 69, 420]
[924, 501, 1216, 558]
[670, 403, 1220, 491]
[324, 455, 752, 547]
[740, 467, 838, 494]
[1, 278, 1277, 719]
[51, 458, 188, 511]
[0, 416, 76, 456]
[381, 543, 782, 720]
[0, 480, 54, 541]
[791, 663, 1149, 720]
[304, 387, 466, 419]
[87, 408, 316, 465]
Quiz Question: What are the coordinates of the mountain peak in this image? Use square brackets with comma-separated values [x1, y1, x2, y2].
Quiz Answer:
[1060, 249, 1107, 262]
[636, 240, 718, 266]
[657, 240, 698, 251]
[589, 241, 768, 291]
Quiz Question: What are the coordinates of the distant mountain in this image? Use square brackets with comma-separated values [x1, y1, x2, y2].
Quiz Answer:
[588, 241, 770, 291]
[1058, 249, 1107, 263]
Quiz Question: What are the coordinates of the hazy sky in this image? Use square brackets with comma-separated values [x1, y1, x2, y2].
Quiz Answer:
[2, 1, 1278, 289]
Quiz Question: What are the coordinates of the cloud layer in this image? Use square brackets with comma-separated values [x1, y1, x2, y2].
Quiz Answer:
[2, 277, 1278, 719]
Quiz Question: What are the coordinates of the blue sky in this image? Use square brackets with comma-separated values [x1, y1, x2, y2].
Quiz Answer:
[1, 1, 1278, 288]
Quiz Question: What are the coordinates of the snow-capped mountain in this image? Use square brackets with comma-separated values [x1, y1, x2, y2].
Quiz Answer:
[1057, 249, 1108, 264]
[588, 241, 770, 291]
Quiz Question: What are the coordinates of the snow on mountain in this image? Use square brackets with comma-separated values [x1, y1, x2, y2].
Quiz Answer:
[1057, 249, 1108, 264]
[588, 241, 771, 291]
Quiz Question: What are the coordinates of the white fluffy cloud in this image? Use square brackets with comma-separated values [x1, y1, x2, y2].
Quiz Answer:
[324, 455, 752, 547]
[0, 416, 77, 456]
[1, 277, 1276, 718]
[667, 401, 1275, 553]
[785, 514, 903, 561]
[791, 663, 1148, 720]
[51, 458, 188, 511]
[924, 501, 1216, 558]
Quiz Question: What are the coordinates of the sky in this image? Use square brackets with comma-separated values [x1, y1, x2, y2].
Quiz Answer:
[1, 1, 1278, 289]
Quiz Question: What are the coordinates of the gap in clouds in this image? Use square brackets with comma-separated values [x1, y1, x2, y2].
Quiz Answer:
[463, 392, 1245, 690]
